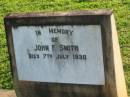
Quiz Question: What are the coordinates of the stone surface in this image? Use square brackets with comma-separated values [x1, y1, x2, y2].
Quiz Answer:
[0, 89, 129, 97]
[12, 25, 104, 85]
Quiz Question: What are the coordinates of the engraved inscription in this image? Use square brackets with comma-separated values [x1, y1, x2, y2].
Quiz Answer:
[12, 25, 105, 85]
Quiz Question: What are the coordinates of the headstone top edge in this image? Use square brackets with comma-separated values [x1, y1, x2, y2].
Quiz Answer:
[4, 9, 113, 19]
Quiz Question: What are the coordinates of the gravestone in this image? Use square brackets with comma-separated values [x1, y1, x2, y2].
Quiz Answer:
[4, 10, 128, 97]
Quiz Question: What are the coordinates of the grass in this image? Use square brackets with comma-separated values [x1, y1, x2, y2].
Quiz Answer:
[0, 0, 130, 95]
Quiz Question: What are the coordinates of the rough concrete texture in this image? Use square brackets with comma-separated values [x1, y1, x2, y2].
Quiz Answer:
[0, 89, 129, 97]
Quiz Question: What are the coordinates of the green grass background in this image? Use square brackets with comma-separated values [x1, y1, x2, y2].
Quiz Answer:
[0, 0, 130, 95]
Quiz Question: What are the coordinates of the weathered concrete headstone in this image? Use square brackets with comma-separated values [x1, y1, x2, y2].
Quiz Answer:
[4, 10, 128, 97]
